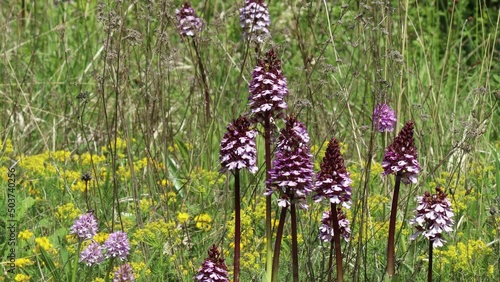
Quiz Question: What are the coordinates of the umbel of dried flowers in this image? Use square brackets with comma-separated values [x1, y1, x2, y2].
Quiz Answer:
[266, 116, 314, 209]
[219, 116, 258, 174]
[175, 3, 203, 37]
[239, 0, 271, 43]
[382, 121, 421, 184]
[410, 187, 455, 247]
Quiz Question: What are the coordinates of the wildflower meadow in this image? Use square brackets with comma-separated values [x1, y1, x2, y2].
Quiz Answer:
[0, 0, 499, 281]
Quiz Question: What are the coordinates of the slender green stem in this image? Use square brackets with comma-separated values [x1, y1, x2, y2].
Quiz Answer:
[192, 38, 210, 121]
[428, 239, 433, 282]
[71, 241, 82, 282]
[331, 204, 344, 282]
[234, 170, 241, 282]
[271, 206, 288, 282]
[387, 173, 402, 277]
[104, 257, 116, 282]
[264, 115, 273, 282]
[290, 203, 299, 282]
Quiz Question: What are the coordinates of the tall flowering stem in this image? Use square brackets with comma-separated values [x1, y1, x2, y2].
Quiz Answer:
[313, 138, 352, 282]
[219, 116, 257, 282]
[175, 3, 210, 120]
[248, 49, 288, 282]
[382, 121, 421, 277]
[409, 187, 454, 282]
[267, 116, 313, 282]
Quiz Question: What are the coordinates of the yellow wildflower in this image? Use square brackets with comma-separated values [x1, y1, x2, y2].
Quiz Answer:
[18, 230, 34, 241]
[55, 202, 81, 221]
[177, 212, 190, 224]
[194, 214, 212, 231]
[15, 258, 34, 268]
[14, 274, 30, 282]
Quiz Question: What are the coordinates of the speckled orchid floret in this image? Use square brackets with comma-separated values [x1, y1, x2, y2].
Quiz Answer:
[248, 49, 288, 123]
[382, 121, 421, 184]
[113, 263, 135, 282]
[196, 245, 230, 282]
[410, 187, 455, 248]
[239, 0, 271, 43]
[318, 208, 351, 242]
[266, 116, 314, 209]
[175, 3, 203, 37]
[373, 103, 397, 132]
[70, 212, 98, 240]
[103, 231, 130, 261]
[313, 137, 352, 209]
[79, 241, 104, 266]
[219, 116, 258, 174]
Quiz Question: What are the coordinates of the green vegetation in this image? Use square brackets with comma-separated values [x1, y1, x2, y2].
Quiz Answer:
[0, 0, 498, 281]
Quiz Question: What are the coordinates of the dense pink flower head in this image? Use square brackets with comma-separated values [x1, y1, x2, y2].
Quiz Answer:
[313, 137, 352, 209]
[409, 187, 454, 248]
[219, 116, 258, 174]
[248, 49, 288, 122]
[196, 245, 230, 282]
[239, 0, 271, 43]
[79, 241, 104, 266]
[113, 263, 135, 282]
[175, 3, 203, 37]
[318, 208, 351, 242]
[70, 212, 98, 240]
[373, 103, 397, 132]
[382, 121, 421, 184]
[103, 231, 130, 261]
[266, 116, 314, 209]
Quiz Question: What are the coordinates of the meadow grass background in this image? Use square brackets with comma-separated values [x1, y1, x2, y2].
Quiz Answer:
[0, 0, 499, 281]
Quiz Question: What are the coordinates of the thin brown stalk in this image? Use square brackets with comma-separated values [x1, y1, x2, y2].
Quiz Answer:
[387, 173, 402, 277]
[234, 170, 241, 282]
[330, 203, 344, 282]
[290, 203, 299, 282]
[192, 38, 210, 121]
[271, 206, 288, 282]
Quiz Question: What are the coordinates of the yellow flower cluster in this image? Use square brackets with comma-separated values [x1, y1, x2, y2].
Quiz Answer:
[187, 167, 226, 194]
[177, 212, 190, 224]
[130, 261, 151, 279]
[434, 239, 493, 275]
[194, 214, 212, 231]
[15, 258, 34, 268]
[131, 219, 177, 246]
[55, 202, 81, 222]
[34, 237, 56, 254]
[18, 230, 34, 241]
[14, 274, 30, 282]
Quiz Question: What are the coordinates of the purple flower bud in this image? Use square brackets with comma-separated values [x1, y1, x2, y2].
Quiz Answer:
[79, 241, 104, 266]
[373, 103, 397, 132]
[409, 187, 454, 247]
[103, 231, 130, 261]
[239, 0, 271, 43]
[318, 208, 351, 242]
[266, 116, 314, 209]
[113, 263, 135, 282]
[313, 138, 352, 209]
[196, 245, 229, 282]
[219, 116, 258, 174]
[382, 121, 421, 184]
[248, 49, 288, 122]
[175, 3, 203, 37]
[70, 212, 98, 240]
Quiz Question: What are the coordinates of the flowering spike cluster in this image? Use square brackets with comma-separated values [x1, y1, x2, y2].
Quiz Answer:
[70, 212, 98, 240]
[382, 121, 421, 184]
[239, 0, 271, 43]
[195, 245, 230, 282]
[266, 116, 314, 209]
[175, 3, 203, 37]
[219, 116, 258, 174]
[313, 138, 352, 209]
[79, 241, 104, 266]
[409, 187, 454, 248]
[248, 49, 288, 122]
[318, 208, 351, 242]
[113, 263, 135, 282]
[103, 231, 130, 261]
[373, 103, 397, 132]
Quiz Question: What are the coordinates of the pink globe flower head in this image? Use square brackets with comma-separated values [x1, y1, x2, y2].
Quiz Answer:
[410, 187, 455, 248]
[113, 263, 135, 282]
[70, 212, 98, 240]
[266, 116, 314, 209]
[313, 137, 352, 209]
[373, 103, 397, 132]
[248, 49, 288, 123]
[239, 0, 271, 43]
[103, 231, 130, 261]
[196, 245, 230, 282]
[382, 121, 421, 184]
[318, 208, 351, 242]
[175, 3, 203, 37]
[79, 241, 104, 266]
[219, 116, 258, 174]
